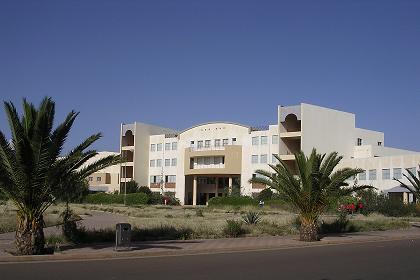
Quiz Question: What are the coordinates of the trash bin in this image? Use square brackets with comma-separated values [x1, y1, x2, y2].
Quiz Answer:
[115, 223, 131, 251]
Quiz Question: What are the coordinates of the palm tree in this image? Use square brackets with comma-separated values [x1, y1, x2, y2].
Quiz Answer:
[0, 97, 120, 255]
[249, 149, 371, 242]
[394, 166, 420, 202]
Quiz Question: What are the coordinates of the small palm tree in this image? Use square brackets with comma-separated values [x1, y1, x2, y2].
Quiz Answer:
[394, 166, 420, 201]
[0, 97, 120, 255]
[249, 149, 372, 242]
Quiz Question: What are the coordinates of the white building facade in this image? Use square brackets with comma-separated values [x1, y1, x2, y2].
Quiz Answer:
[118, 103, 420, 205]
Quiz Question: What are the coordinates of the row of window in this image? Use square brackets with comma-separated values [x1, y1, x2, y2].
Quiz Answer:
[252, 154, 279, 164]
[358, 167, 417, 181]
[356, 138, 382, 147]
[191, 138, 235, 148]
[252, 135, 278, 146]
[151, 142, 178, 152]
[150, 175, 176, 184]
[88, 176, 102, 182]
[150, 158, 177, 167]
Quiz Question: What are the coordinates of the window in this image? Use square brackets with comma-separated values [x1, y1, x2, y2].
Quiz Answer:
[150, 144, 156, 152]
[215, 139, 221, 147]
[172, 142, 177, 150]
[205, 140, 211, 148]
[378, 141, 382, 146]
[204, 157, 211, 165]
[272, 135, 279, 145]
[252, 136, 259, 146]
[261, 136, 268, 145]
[357, 138, 362, 146]
[197, 140, 203, 149]
[407, 167, 417, 177]
[222, 139, 229, 146]
[96, 177, 101, 182]
[88, 177, 93, 182]
[260, 154, 268, 163]
[252, 155, 259, 164]
[156, 159, 162, 167]
[150, 175, 163, 184]
[393, 168, 402, 179]
[165, 159, 171, 166]
[165, 143, 171, 151]
[359, 170, 366, 181]
[150, 160, 155, 167]
[272, 154, 279, 164]
[150, 176, 155, 183]
[165, 175, 176, 183]
[232, 138, 237, 144]
[382, 169, 390, 180]
[190, 141, 194, 148]
[157, 143, 162, 151]
[369, 169, 377, 180]
[171, 158, 177, 166]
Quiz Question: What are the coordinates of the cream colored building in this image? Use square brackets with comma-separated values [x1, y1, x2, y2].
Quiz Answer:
[119, 103, 420, 205]
[86, 151, 120, 193]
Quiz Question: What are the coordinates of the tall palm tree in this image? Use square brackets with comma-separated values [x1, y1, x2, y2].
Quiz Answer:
[0, 97, 120, 255]
[394, 166, 420, 202]
[250, 149, 371, 242]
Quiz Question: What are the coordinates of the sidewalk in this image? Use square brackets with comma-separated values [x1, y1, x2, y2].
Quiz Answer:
[1, 227, 420, 263]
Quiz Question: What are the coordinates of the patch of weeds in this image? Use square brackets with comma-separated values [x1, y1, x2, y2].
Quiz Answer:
[164, 214, 174, 218]
[223, 219, 246, 238]
[196, 208, 204, 217]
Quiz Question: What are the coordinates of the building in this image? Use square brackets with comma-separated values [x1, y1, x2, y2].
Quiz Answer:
[86, 151, 120, 193]
[119, 103, 420, 205]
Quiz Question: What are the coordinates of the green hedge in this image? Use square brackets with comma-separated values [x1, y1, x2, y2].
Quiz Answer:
[208, 196, 258, 207]
[85, 193, 149, 205]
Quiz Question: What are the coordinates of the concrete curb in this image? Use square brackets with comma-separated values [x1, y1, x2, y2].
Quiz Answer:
[1, 231, 420, 264]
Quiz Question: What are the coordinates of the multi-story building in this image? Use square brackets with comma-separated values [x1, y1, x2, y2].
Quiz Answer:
[86, 151, 120, 193]
[119, 103, 420, 205]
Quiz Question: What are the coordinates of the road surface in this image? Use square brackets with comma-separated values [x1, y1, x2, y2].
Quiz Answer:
[1, 238, 419, 280]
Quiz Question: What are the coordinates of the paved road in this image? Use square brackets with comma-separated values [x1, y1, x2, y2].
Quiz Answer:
[1, 238, 419, 280]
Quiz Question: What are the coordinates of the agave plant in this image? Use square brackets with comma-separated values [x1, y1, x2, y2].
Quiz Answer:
[249, 149, 372, 242]
[0, 97, 120, 255]
[394, 166, 420, 201]
[242, 211, 262, 225]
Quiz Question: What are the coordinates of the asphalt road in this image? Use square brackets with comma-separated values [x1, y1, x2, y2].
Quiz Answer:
[1, 238, 419, 280]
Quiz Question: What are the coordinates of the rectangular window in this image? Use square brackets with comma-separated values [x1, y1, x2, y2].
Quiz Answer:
[214, 139, 221, 147]
[150, 176, 155, 183]
[272, 135, 279, 145]
[190, 141, 194, 148]
[382, 169, 390, 180]
[393, 168, 402, 179]
[359, 170, 366, 181]
[197, 140, 203, 149]
[222, 139, 229, 146]
[165, 143, 171, 151]
[204, 157, 211, 165]
[407, 167, 417, 177]
[369, 169, 377, 180]
[150, 160, 155, 167]
[205, 140, 211, 148]
[378, 141, 382, 146]
[150, 144, 156, 152]
[171, 158, 177, 166]
[260, 154, 268, 163]
[251, 155, 259, 164]
[172, 142, 177, 150]
[272, 154, 279, 164]
[252, 136, 259, 146]
[357, 138, 362, 146]
[232, 138, 237, 144]
[165, 159, 171, 166]
[157, 143, 162, 151]
[97, 177, 101, 182]
[261, 136, 268, 145]
[88, 177, 93, 182]
[156, 159, 162, 167]
[165, 175, 176, 183]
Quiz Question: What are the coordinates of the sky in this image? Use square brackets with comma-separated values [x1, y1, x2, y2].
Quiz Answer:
[0, 0, 419, 153]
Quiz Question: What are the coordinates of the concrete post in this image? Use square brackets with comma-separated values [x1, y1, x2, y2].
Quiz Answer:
[193, 176, 197, 206]
[228, 177, 233, 195]
[215, 177, 219, 197]
[403, 192, 409, 204]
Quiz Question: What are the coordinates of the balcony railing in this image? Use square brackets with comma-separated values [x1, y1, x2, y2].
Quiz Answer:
[189, 145, 227, 152]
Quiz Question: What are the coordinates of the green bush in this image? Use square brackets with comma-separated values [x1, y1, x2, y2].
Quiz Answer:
[223, 220, 246, 237]
[138, 186, 152, 195]
[85, 193, 149, 205]
[148, 192, 164, 205]
[208, 196, 258, 207]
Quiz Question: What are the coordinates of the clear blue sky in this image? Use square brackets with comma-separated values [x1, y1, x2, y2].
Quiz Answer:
[1, 0, 419, 152]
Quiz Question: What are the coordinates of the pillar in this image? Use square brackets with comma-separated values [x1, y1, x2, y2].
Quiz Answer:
[228, 177, 233, 195]
[215, 177, 219, 197]
[403, 192, 409, 204]
[193, 176, 197, 206]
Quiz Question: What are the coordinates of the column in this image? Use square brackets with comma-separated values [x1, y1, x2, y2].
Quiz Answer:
[403, 192, 409, 204]
[215, 177, 219, 197]
[193, 176, 197, 206]
[228, 177, 233, 195]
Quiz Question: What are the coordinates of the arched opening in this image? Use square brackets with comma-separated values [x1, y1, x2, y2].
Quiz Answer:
[122, 130, 134, 146]
[282, 114, 301, 132]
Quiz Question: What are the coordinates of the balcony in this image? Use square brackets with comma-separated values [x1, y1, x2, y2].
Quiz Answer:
[121, 150, 134, 162]
[189, 145, 226, 152]
[279, 154, 295, 161]
[121, 130, 134, 147]
[280, 131, 301, 139]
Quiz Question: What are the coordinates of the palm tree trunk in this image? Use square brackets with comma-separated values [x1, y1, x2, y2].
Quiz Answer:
[15, 214, 45, 255]
[299, 218, 319, 242]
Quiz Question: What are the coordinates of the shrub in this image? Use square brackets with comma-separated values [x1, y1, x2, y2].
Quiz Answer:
[208, 196, 258, 207]
[148, 192, 164, 205]
[196, 208, 204, 217]
[163, 192, 180, 206]
[242, 211, 262, 225]
[223, 220, 246, 237]
[138, 186, 152, 195]
[85, 193, 149, 205]
[320, 212, 355, 234]
[125, 193, 149, 205]
[257, 188, 273, 201]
